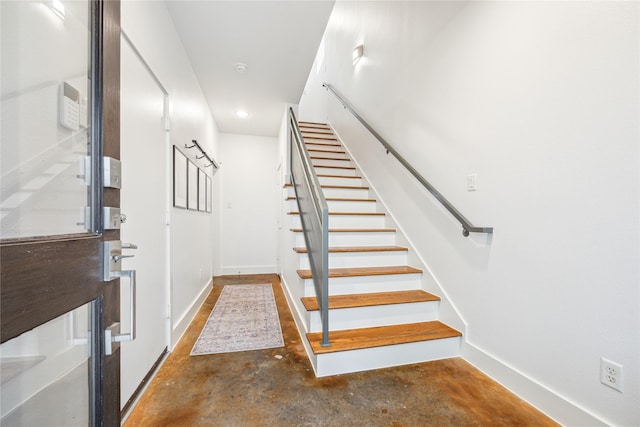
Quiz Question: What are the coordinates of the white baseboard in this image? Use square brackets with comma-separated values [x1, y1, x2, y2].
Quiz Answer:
[171, 278, 212, 349]
[461, 341, 606, 427]
[220, 265, 278, 275]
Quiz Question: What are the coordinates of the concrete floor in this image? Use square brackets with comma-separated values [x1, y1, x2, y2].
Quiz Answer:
[124, 274, 558, 426]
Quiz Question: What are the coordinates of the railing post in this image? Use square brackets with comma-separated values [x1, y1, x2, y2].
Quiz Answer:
[320, 206, 330, 347]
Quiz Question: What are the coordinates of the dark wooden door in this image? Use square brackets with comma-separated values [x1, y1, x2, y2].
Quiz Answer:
[0, 1, 122, 425]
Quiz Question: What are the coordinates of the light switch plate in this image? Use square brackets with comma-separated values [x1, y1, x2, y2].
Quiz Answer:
[467, 174, 477, 192]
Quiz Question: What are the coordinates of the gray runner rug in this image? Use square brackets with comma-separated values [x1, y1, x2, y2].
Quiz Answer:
[190, 283, 284, 355]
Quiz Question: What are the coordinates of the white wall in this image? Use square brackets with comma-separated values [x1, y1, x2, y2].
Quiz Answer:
[299, 2, 639, 426]
[218, 133, 279, 275]
[121, 1, 220, 347]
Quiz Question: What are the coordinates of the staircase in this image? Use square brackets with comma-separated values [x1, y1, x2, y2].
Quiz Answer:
[285, 121, 462, 377]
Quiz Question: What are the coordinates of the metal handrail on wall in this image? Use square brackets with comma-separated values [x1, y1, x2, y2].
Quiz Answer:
[323, 83, 493, 237]
[288, 107, 330, 347]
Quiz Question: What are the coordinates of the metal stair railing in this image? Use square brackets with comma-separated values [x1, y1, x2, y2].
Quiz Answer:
[288, 107, 330, 347]
[323, 83, 493, 237]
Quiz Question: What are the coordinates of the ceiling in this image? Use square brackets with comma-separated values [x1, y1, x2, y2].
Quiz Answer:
[165, 1, 335, 137]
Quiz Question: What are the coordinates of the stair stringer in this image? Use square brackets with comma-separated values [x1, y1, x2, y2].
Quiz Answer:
[279, 274, 320, 374]
[326, 123, 468, 336]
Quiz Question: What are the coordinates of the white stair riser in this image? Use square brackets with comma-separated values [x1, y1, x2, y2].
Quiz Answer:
[306, 301, 440, 332]
[313, 166, 357, 176]
[330, 216, 385, 228]
[288, 199, 378, 213]
[290, 215, 386, 229]
[313, 337, 461, 377]
[321, 188, 370, 199]
[286, 187, 371, 201]
[294, 231, 395, 247]
[306, 150, 348, 160]
[318, 176, 363, 187]
[304, 140, 339, 146]
[328, 200, 377, 212]
[302, 273, 422, 296]
[298, 251, 408, 269]
[311, 158, 353, 168]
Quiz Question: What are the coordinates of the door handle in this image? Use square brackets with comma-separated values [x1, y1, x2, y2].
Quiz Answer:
[103, 240, 137, 281]
[105, 269, 136, 355]
[114, 269, 136, 342]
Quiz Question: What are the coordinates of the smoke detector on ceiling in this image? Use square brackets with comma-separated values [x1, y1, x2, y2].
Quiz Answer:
[234, 63, 248, 73]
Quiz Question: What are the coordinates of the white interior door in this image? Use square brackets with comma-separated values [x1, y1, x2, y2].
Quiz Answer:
[120, 37, 169, 408]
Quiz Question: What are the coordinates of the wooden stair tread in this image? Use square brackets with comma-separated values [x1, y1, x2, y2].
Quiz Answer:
[324, 211, 381, 215]
[286, 197, 375, 202]
[302, 132, 334, 137]
[317, 174, 362, 179]
[299, 120, 328, 126]
[307, 149, 346, 154]
[327, 198, 376, 202]
[289, 211, 383, 216]
[293, 245, 408, 254]
[291, 228, 396, 233]
[296, 265, 421, 280]
[312, 165, 356, 170]
[319, 185, 369, 190]
[300, 127, 330, 132]
[307, 321, 461, 354]
[300, 124, 331, 129]
[284, 184, 368, 190]
[302, 130, 334, 135]
[301, 290, 440, 311]
[310, 156, 350, 161]
[305, 140, 341, 145]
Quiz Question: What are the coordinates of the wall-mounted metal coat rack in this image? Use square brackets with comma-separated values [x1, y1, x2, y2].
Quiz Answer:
[184, 140, 219, 169]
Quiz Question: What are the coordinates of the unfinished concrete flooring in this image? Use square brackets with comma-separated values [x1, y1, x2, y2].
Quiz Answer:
[124, 274, 558, 427]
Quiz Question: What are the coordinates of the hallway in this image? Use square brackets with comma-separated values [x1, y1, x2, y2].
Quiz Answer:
[124, 274, 557, 426]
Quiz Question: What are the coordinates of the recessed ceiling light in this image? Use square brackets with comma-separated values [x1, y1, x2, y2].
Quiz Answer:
[234, 110, 250, 119]
[234, 63, 248, 73]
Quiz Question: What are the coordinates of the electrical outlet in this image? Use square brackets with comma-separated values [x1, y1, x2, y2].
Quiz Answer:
[600, 358, 623, 392]
[467, 174, 477, 192]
